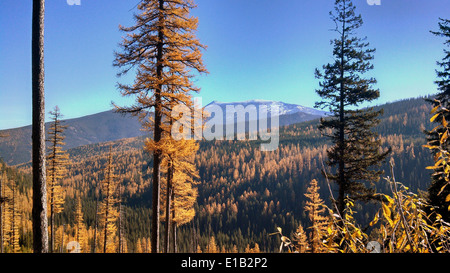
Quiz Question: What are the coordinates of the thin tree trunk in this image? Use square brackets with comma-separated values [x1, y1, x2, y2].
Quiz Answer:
[151, 149, 161, 253]
[151, 0, 164, 254]
[337, 1, 347, 216]
[171, 189, 177, 253]
[103, 189, 110, 253]
[103, 150, 112, 253]
[49, 177, 54, 252]
[164, 161, 173, 253]
[93, 193, 99, 253]
[11, 184, 16, 253]
[118, 180, 122, 253]
[191, 219, 195, 253]
[32, 0, 48, 254]
[60, 224, 65, 253]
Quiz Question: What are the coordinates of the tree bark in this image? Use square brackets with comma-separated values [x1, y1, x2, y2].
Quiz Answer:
[32, 0, 48, 254]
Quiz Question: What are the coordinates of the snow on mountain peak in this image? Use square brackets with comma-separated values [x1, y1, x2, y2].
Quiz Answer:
[205, 100, 327, 117]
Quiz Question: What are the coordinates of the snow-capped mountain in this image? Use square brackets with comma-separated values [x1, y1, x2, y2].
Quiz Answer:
[205, 100, 327, 129]
[205, 100, 327, 118]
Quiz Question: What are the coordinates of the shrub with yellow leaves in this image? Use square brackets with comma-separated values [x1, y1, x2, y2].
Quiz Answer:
[368, 160, 450, 253]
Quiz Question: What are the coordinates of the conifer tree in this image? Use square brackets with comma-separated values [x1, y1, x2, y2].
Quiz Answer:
[46, 106, 68, 252]
[293, 224, 309, 253]
[9, 181, 20, 253]
[1, 176, 14, 253]
[100, 146, 119, 253]
[32, 0, 48, 253]
[55, 224, 65, 253]
[1, 183, 12, 253]
[231, 245, 238, 253]
[426, 18, 450, 222]
[92, 183, 100, 253]
[136, 238, 143, 253]
[315, 0, 389, 216]
[160, 89, 203, 253]
[206, 236, 218, 253]
[75, 195, 85, 253]
[244, 243, 261, 253]
[158, 137, 199, 252]
[136, 237, 151, 253]
[196, 244, 202, 253]
[304, 179, 328, 253]
[171, 166, 198, 224]
[113, 0, 207, 253]
[145, 237, 151, 253]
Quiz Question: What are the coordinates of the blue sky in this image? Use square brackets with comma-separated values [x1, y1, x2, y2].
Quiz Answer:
[0, 0, 449, 130]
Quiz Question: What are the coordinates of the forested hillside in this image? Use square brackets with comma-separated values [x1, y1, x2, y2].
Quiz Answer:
[0, 96, 437, 253]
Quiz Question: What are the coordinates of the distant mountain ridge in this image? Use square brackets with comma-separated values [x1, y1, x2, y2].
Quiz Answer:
[0, 100, 329, 165]
[0, 110, 145, 166]
[204, 100, 328, 135]
[205, 100, 328, 118]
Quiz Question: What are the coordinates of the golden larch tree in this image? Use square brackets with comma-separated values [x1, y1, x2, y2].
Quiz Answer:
[304, 179, 328, 253]
[9, 181, 20, 253]
[293, 224, 309, 253]
[206, 236, 218, 253]
[231, 245, 238, 253]
[135, 238, 143, 253]
[245, 243, 261, 253]
[136, 237, 151, 253]
[117, 180, 125, 253]
[1, 196, 11, 253]
[99, 146, 119, 253]
[170, 166, 198, 251]
[113, 0, 207, 253]
[158, 137, 200, 253]
[0, 177, 19, 253]
[75, 194, 89, 253]
[46, 106, 68, 252]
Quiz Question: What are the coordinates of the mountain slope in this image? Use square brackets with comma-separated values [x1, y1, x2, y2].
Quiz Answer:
[0, 110, 144, 165]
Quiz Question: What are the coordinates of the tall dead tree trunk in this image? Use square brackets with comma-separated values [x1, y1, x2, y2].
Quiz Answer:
[32, 0, 48, 253]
